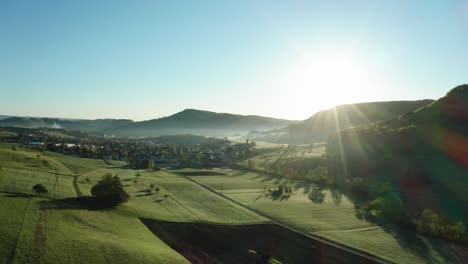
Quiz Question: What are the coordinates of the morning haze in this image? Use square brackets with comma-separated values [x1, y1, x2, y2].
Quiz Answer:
[1, 1, 468, 264]
[1, 0, 468, 120]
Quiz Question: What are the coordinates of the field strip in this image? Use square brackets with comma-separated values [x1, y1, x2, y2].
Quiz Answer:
[167, 170, 392, 264]
[168, 196, 201, 220]
[312, 226, 380, 234]
[7, 197, 32, 264]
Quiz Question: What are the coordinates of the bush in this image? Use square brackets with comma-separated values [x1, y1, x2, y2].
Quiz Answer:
[350, 177, 366, 193]
[91, 174, 129, 207]
[305, 166, 331, 185]
[416, 209, 466, 241]
[32, 184, 48, 195]
[367, 193, 403, 221]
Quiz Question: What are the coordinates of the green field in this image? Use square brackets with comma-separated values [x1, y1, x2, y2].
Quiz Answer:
[238, 144, 325, 176]
[181, 168, 453, 264]
[0, 146, 267, 264]
[1, 144, 460, 263]
[78, 168, 267, 223]
[0, 131, 17, 138]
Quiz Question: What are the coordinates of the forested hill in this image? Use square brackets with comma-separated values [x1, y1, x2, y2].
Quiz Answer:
[110, 109, 297, 137]
[246, 99, 434, 144]
[326, 84, 468, 242]
[0, 117, 133, 133]
[0, 109, 296, 137]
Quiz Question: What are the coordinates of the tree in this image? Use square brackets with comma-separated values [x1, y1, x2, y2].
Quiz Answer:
[148, 160, 155, 170]
[247, 160, 254, 170]
[278, 185, 284, 195]
[33, 184, 48, 195]
[91, 174, 129, 207]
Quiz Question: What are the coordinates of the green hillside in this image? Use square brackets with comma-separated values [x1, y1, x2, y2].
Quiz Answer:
[0, 118, 133, 134]
[326, 84, 468, 242]
[0, 145, 268, 264]
[247, 100, 434, 144]
[111, 109, 297, 137]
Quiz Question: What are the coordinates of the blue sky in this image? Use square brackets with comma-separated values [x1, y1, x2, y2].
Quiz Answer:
[1, 0, 468, 120]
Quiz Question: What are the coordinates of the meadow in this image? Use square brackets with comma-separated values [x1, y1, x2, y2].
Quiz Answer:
[0, 143, 460, 264]
[0, 144, 267, 264]
[181, 168, 454, 264]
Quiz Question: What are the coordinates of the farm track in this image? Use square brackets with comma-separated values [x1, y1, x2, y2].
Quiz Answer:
[71, 168, 105, 197]
[72, 175, 82, 197]
[167, 170, 392, 264]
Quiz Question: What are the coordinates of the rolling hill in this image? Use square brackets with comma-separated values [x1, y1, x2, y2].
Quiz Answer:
[0, 117, 134, 134]
[326, 84, 468, 235]
[110, 109, 297, 137]
[246, 100, 434, 144]
[0, 109, 296, 138]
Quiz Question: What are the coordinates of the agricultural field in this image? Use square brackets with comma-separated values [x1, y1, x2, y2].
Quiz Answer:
[142, 219, 377, 264]
[0, 131, 17, 138]
[77, 168, 267, 224]
[1, 143, 462, 264]
[180, 168, 457, 264]
[0, 193, 37, 264]
[238, 144, 325, 176]
[0, 145, 269, 264]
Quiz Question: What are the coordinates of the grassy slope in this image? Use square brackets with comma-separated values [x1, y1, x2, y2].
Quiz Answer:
[78, 168, 267, 223]
[0, 148, 75, 198]
[0, 146, 268, 264]
[0, 193, 36, 264]
[0, 146, 189, 264]
[42, 151, 108, 174]
[239, 145, 324, 175]
[42, 210, 188, 264]
[0, 131, 17, 137]
[183, 168, 448, 264]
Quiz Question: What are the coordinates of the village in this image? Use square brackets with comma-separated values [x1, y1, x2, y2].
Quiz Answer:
[0, 127, 257, 169]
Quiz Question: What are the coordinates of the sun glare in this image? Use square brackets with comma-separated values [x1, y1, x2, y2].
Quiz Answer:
[273, 49, 379, 119]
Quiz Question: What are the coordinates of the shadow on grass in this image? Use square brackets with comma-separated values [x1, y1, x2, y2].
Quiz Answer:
[3, 192, 39, 198]
[121, 178, 135, 182]
[350, 196, 468, 262]
[135, 193, 153, 197]
[39, 197, 115, 211]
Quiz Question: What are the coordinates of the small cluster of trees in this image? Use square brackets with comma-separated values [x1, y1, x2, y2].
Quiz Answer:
[267, 184, 292, 197]
[416, 209, 466, 241]
[32, 184, 48, 194]
[91, 174, 129, 207]
[305, 166, 330, 185]
[145, 183, 160, 194]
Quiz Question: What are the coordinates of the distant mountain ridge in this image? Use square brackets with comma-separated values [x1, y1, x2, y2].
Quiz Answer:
[0, 109, 297, 137]
[111, 109, 298, 137]
[0, 117, 134, 133]
[246, 100, 435, 144]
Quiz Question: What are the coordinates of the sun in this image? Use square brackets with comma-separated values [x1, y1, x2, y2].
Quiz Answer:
[276, 49, 378, 119]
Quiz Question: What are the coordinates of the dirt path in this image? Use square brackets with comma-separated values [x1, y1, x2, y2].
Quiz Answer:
[32, 209, 47, 264]
[72, 175, 82, 197]
[166, 170, 391, 264]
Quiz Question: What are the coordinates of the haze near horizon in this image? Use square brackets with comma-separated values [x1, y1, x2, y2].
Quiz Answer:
[1, 0, 468, 120]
